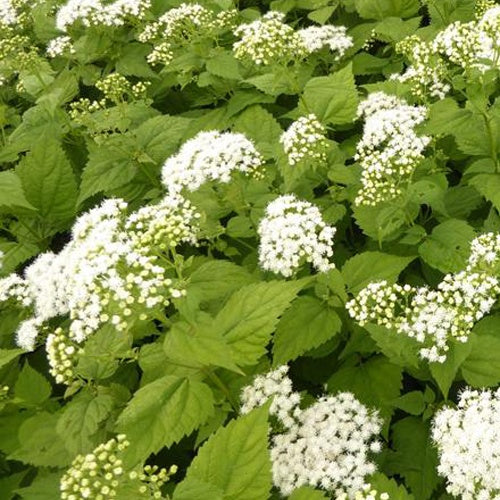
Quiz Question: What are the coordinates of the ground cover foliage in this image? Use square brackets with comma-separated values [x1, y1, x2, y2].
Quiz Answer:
[0, 0, 500, 498]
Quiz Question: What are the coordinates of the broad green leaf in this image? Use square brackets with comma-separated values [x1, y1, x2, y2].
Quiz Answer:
[17, 139, 77, 228]
[301, 64, 359, 125]
[469, 173, 500, 212]
[390, 391, 425, 416]
[206, 52, 242, 80]
[0, 171, 35, 211]
[429, 341, 471, 397]
[289, 487, 329, 499]
[462, 315, 500, 387]
[116, 43, 157, 78]
[342, 251, 415, 293]
[0, 348, 24, 369]
[369, 473, 415, 499]
[388, 417, 440, 500]
[273, 296, 342, 365]
[328, 356, 402, 433]
[418, 219, 475, 273]
[0, 240, 39, 274]
[14, 363, 51, 406]
[16, 473, 61, 500]
[214, 280, 308, 366]
[164, 319, 242, 373]
[56, 389, 115, 455]
[116, 376, 214, 465]
[9, 412, 72, 467]
[354, 0, 420, 19]
[175, 406, 271, 500]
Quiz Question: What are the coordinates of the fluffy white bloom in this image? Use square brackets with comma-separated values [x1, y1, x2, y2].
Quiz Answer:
[257, 195, 336, 277]
[46, 36, 74, 58]
[280, 114, 329, 166]
[233, 11, 307, 65]
[347, 234, 500, 363]
[271, 393, 382, 497]
[297, 25, 353, 58]
[0, 0, 21, 26]
[354, 92, 430, 206]
[161, 131, 263, 194]
[432, 388, 500, 499]
[240, 365, 300, 428]
[55, 0, 150, 32]
[16, 318, 42, 352]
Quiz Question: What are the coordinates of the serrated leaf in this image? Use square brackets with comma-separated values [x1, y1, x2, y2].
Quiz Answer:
[301, 64, 359, 125]
[16, 139, 77, 227]
[388, 417, 440, 500]
[355, 0, 420, 19]
[56, 389, 115, 455]
[116, 376, 214, 465]
[16, 473, 61, 500]
[289, 486, 329, 499]
[175, 406, 271, 500]
[214, 280, 308, 366]
[369, 473, 415, 499]
[418, 219, 475, 273]
[9, 412, 72, 467]
[273, 296, 341, 365]
[14, 363, 51, 405]
[469, 173, 500, 212]
[342, 251, 415, 293]
[0, 348, 24, 369]
[206, 52, 241, 80]
[0, 171, 36, 211]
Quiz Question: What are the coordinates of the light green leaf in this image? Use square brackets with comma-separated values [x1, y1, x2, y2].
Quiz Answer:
[0, 348, 24, 369]
[388, 417, 440, 500]
[342, 251, 415, 293]
[116, 376, 214, 465]
[469, 173, 500, 212]
[390, 391, 425, 416]
[175, 406, 271, 500]
[301, 64, 359, 125]
[16, 473, 61, 500]
[0, 171, 36, 211]
[369, 473, 415, 499]
[14, 363, 51, 406]
[214, 280, 308, 366]
[273, 296, 342, 365]
[289, 486, 329, 499]
[206, 52, 242, 80]
[355, 0, 420, 19]
[418, 219, 475, 273]
[17, 139, 77, 227]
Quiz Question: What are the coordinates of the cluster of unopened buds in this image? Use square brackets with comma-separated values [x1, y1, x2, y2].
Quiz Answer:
[347, 233, 500, 363]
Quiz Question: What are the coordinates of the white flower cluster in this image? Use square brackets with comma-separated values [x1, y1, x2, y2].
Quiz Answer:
[161, 131, 264, 194]
[55, 0, 151, 32]
[138, 3, 236, 65]
[60, 435, 176, 499]
[257, 194, 336, 277]
[240, 368, 382, 498]
[233, 11, 307, 65]
[347, 234, 500, 363]
[46, 327, 81, 385]
[0, 196, 200, 354]
[240, 365, 300, 428]
[280, 114, 329, 166]
[46, 35, 75, 58]
[353, 486, 390, 500]
[432, 388, 500, 499]
[297, 25, 353, 59]
[393, 5, 500, 99]
[0, 0, 26, 28]
[354, 92, 430, 206]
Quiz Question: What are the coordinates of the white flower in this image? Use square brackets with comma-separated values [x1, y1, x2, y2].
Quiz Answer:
[46, 36, 74, 58]
[297, 25, 353, 59]
[16, 318, 42, 351]
[432, 388, 500, 499]
[161, 131, 263, 194]
[233, 11, 307, 65]
[257, 195, 336, 277]
[354, 92, 430, 206]
[280, 114, 329, 166]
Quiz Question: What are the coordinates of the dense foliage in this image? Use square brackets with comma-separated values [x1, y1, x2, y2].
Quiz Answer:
[0, 0, 499, 498]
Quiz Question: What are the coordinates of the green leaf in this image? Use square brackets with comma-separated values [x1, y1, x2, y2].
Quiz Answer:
[214, 280, 308, 366]
[354, 0, 420, 19]
[116, 376, 214, 465]
[342, 251, 415, 293]
[469, 173, 500, 212]
[369, 473, 415, 499]
[273, 296, 342, 365]
[301, 64, 359, 125]
[462, 315, 500, 387]
[390, 391, 425, 416]
[388, 417, 440, 500]
[14, 363, 51, 405]
[164, 319, 242, 373]
[175, 406, 271, 500]
[0, 171, 35, 211]
[9, 412, 72, 467]
[289, 486, 329, 499]
[0, 348, 24, 369]
[17, 139, 77, 228]
[206, 52, 242, 80]
[328, 356, 402, 433]
[418, 219, 475, 273]
[429, 341, 472, 397]
[56, 389, 116, 455]
[16, 473, 61, 500]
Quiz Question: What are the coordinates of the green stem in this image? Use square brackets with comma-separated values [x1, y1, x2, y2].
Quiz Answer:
[204, 369, 238, 412]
